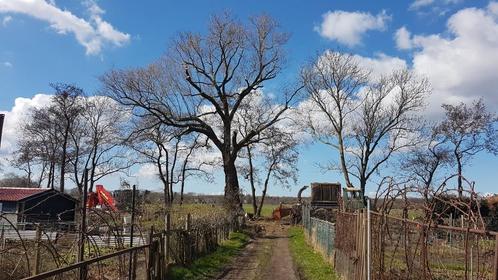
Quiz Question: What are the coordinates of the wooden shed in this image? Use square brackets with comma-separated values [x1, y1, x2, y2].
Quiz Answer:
[0, 188, 78, 228]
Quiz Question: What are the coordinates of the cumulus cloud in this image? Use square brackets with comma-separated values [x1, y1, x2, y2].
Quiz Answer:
[406, 2, 498, 115]
[0, 94, 52, 155]
[315, 10, 391, 47]
[0, 0, 130, 55]
[354, 53, 407, 79]
[395, 26, 412, 50]
[2, 61, 12, 67]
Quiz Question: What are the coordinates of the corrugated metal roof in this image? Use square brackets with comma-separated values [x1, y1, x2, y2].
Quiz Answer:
[0, 188, 50, 202]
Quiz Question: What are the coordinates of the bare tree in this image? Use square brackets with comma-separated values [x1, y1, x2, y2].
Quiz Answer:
[102, 14, 300, 213]
[14, 84, 84, 192]
[233, 90, 300, 216]
[349, 70, 428, 194]
[301, 51, 368, 189]
[17, 104, 61, 189]
[302, 51, 429, 196]
[434, 99, 498, 198]
[70, 97, 133, 193]
[10, 142, 47, 187]
[49, 84, 85, 192]
[128, 120, 213, 208]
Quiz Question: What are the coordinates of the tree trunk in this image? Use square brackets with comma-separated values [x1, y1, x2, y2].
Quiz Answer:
[223, 156, 242, 214]
[247, 146, 258, 216]
[59, 126, 69, 193]
[338, 131, 353, 188]
[456, 154, 463, 199]
[257, 167, 272, 217]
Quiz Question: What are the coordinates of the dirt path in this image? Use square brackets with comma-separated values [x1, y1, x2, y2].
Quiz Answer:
[218, 221, 299, 280]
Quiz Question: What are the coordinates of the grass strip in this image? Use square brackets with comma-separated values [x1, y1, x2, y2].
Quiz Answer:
[168, 231, 250, 280]
[288, 226, 338, 280]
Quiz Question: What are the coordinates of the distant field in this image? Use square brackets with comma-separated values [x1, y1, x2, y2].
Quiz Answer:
[388, 208, 425, 220]
[243, 204, 277, 217]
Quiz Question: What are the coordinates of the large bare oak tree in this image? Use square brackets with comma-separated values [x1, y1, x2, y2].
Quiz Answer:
[101, 14, 300, 213]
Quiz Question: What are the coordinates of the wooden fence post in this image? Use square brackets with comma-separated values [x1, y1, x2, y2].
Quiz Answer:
[32, 225, 42, 276]
[185, 214, 192, 265]
[165, 213, 170, 265]
[0, 226, 4, 267]
[146, 226, 154, 280]
[493, 234, 498, 280]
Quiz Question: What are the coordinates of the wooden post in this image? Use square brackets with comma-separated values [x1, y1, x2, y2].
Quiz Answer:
[165, 213, 170, 264]
[32, 225, 42, 276]
[78, 168, 89, 280]
[0, 226, 4, 266]
[464, 227, 470, 280]
[493, 234, 498, 280]
[185, 214, 192, 264]
[146, 226, 154, 280]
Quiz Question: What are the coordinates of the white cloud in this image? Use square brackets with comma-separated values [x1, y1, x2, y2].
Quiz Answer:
[136, 163, 158, 179]
[0, 0, 130, 55]
[2, 15, 11, 26]
[406, 3, 498, 115]
[395, 26, 412, 50]
[410, 0, 463, 10]
[315, 10, 391, 47]
[0, 94, 52, 154]
[354, 53, 407, 79]
[2, 61, 12, 67]
[410, 0, 435, 9]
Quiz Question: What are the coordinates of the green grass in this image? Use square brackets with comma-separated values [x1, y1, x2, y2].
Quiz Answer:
[243, 204, 277, 218]
[168, 231, 250, 280]
[288, 226, 338, 280]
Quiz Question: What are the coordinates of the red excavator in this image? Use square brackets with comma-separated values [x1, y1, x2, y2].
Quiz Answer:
[87, 185, 118, 211]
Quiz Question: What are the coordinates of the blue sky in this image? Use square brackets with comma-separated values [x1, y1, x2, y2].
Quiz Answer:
[0, 0, 497, 197]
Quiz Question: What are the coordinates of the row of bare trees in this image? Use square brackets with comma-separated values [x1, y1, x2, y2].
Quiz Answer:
[12, 85, 133, 194]
[7, 13, 498, 217]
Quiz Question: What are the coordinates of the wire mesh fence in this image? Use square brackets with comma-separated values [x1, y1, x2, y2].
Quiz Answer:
[303, 203, 335, 263]
[302, 205, 335, 264]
